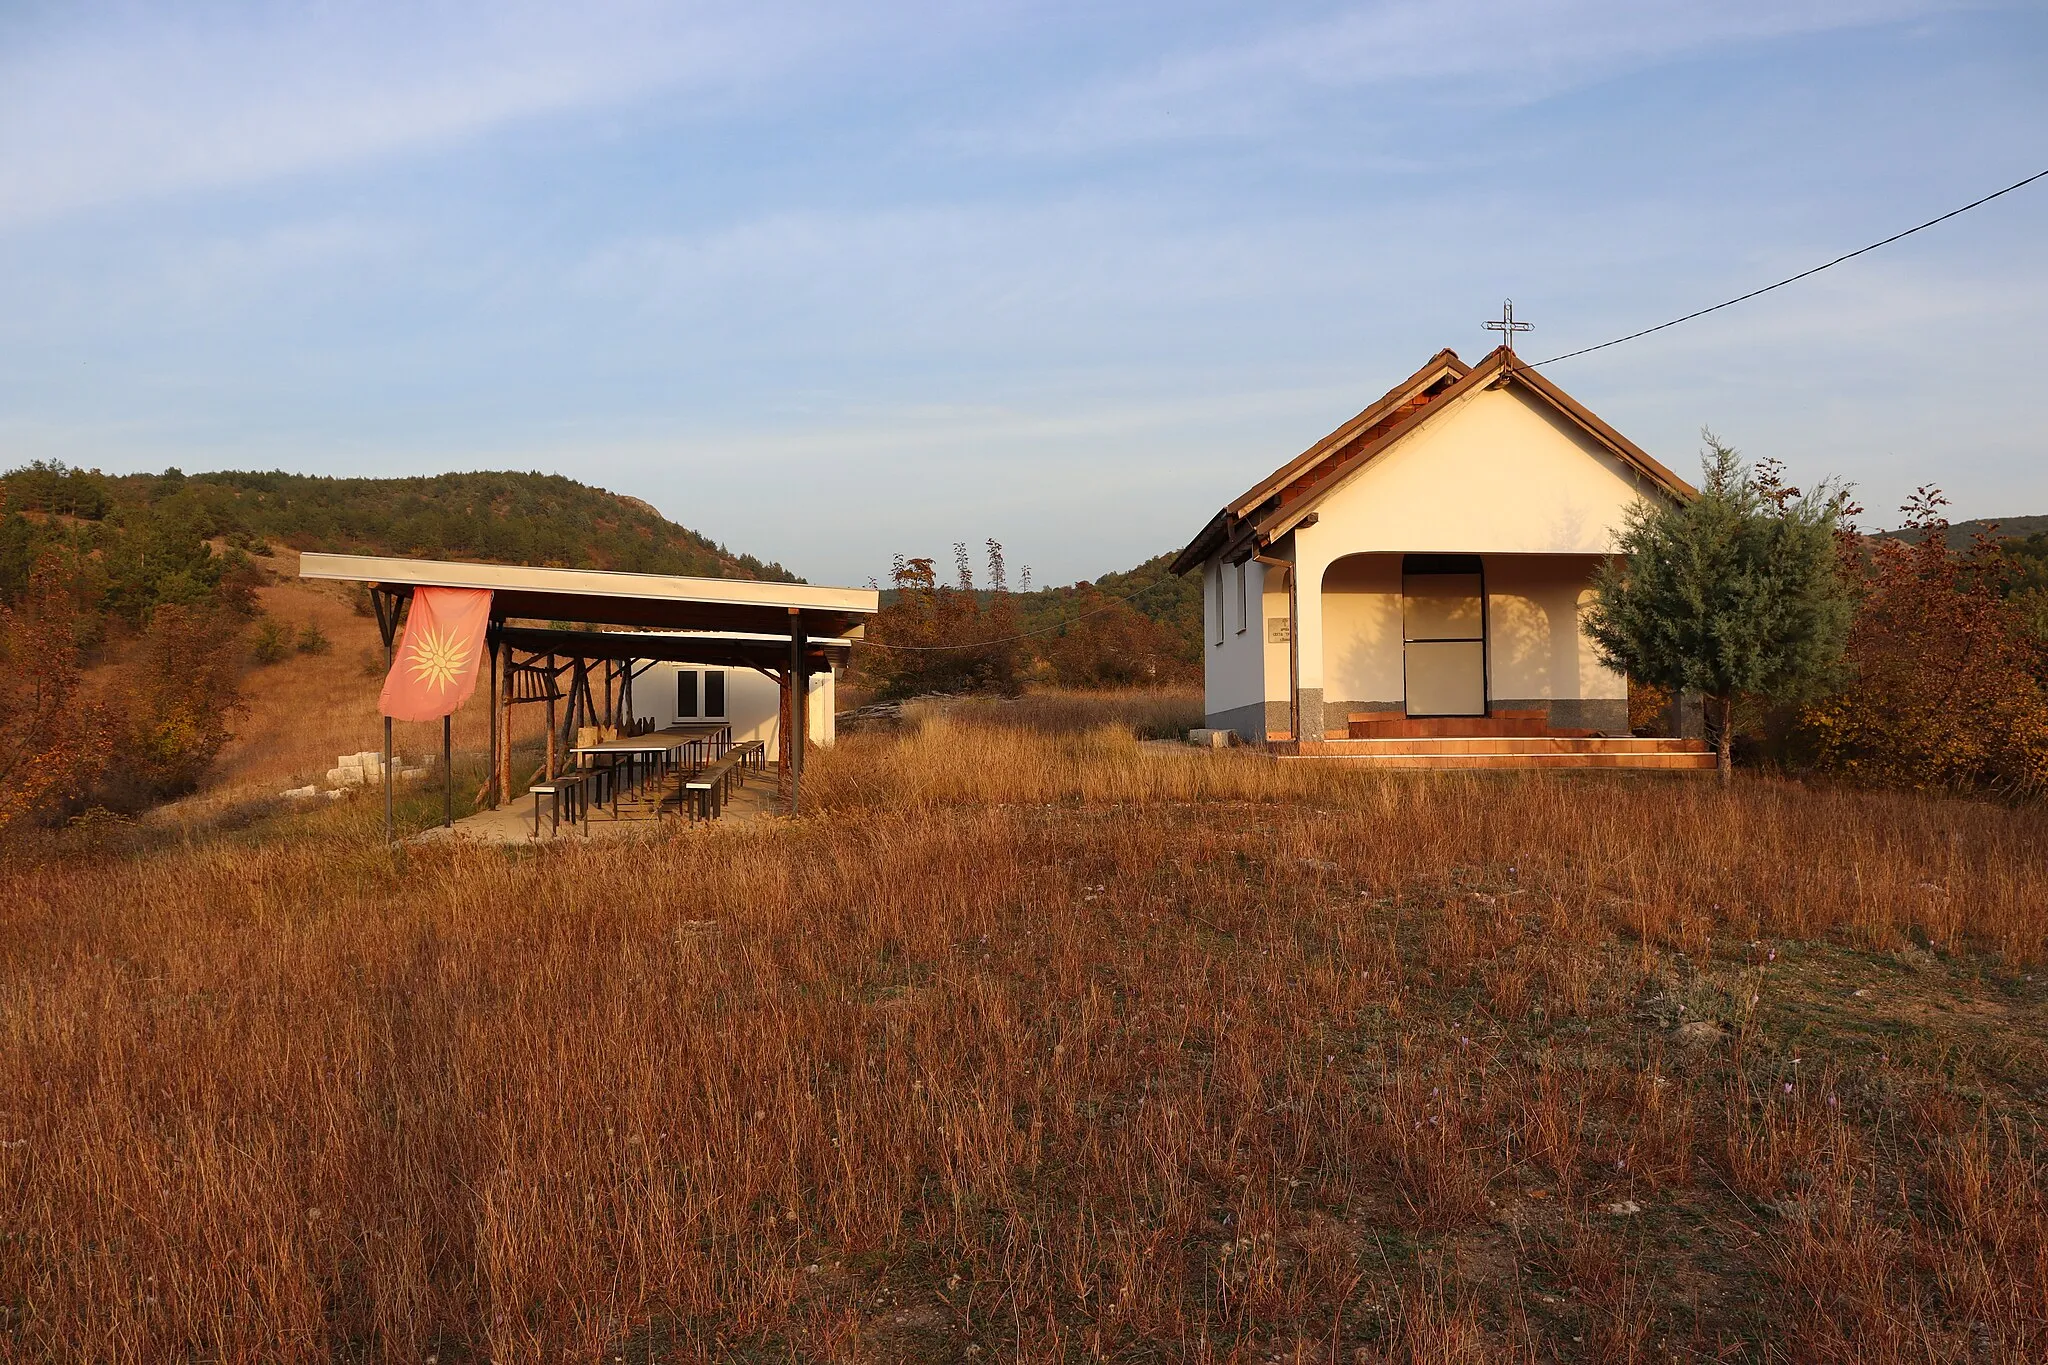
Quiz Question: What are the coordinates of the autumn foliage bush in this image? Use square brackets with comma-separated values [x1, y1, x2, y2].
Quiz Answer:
[0, 558, 112, 829]
[1035, 584, 1196, 687]
[0, 545, 249, 828]
[855, 543, 1026, 699]
[1803, 490, 2048, 795]
[111, 604, 248, 805]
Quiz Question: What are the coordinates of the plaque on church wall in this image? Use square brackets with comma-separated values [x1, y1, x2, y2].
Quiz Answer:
[1267, 617, 1291, 643]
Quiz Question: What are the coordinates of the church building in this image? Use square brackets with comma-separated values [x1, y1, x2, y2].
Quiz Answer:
[1171, 342, 1711, 767]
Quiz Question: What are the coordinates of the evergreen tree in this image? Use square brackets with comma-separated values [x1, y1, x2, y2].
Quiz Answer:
[1584, 433, 1854, 785]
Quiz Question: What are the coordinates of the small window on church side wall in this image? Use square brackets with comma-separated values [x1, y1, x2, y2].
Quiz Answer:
[703, 670, 727, 719]
[677, 669, 700, 718]
[1235, 561, 1247, 634]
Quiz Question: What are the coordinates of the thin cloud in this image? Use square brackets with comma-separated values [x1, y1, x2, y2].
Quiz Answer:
[966, 0, 1962, 155]
[0, 1, 903, 227]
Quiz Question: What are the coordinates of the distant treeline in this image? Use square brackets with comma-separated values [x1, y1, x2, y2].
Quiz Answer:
[856, 542, 1202, 697]
[1011, 551, 1202, 666]
[1874, 514, 2048, 549]
[0, 463, 797, 591]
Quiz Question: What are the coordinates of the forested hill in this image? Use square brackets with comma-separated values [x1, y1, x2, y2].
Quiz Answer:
[1874, 515, 2048, 548]
[1014, 551, 1202, 655]
[1, 464, 798, 583]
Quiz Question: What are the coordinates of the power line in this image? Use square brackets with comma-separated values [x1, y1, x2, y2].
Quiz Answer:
[1528, 167, 2048, 368]
[870, 171, 2048, 652]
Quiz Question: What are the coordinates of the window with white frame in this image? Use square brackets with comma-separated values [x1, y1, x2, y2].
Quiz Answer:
[677, 668, 729, 719]
[1235, 561, 1247, 634]
[1211, 563, 1224, 645]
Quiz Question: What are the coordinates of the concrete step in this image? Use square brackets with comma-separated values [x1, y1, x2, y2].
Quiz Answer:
[1347, 713, 1574, 739]
[1287, 749, 1718, 770]
[1296, 736, 1710, 756]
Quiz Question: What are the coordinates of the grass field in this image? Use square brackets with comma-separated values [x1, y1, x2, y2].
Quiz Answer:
[3, 698, 2045, 1361]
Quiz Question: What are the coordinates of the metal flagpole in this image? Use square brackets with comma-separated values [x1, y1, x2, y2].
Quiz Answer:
[378, 590, 397, 845]
[442, 714, 453, 827]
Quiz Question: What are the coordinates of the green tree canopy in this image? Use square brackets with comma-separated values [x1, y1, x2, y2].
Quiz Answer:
[1584, 433, 1855, 784]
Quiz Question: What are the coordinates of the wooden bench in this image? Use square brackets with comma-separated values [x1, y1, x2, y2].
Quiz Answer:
[731, 739, 767, 777]
[529, 772, 591, 837]
[682, 750, 747, 821]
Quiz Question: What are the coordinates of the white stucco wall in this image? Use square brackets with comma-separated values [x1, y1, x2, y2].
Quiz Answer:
[1320, 554, 1403, 707]
[1289, 382, 1661, 694]
[1483, 556, 1625, 704]
[1262, 567, 1292, 710]
[631, 663, 835, 750]
[1202, 556, 1268, 730]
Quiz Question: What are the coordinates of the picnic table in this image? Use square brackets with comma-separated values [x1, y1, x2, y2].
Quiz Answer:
[569, 722, 734, 819]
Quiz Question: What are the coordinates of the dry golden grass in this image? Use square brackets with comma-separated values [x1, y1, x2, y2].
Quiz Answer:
[896, 688, 1205, 740]
[2, 701, 2044, 1361]
[180, 560, 545, 811]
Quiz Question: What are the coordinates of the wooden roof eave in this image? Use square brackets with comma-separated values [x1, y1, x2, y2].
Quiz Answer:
[1254, 354, 1504, 541]
[1168, 509, 1232, 576]
[1224, 349, 1469, 519]
[1255, 349, 1696, 542]
[1501, 360, 1696, 501]
[1168, 349, 1468, 576]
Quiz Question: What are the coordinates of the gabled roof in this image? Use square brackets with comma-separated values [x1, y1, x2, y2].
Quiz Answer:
[1169, 346, 1694, 574]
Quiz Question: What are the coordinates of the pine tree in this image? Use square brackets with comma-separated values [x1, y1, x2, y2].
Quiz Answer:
[1584, 433, 1854, 785]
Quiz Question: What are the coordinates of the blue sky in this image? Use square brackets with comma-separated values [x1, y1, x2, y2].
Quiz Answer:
[1, 1, 2043, 586]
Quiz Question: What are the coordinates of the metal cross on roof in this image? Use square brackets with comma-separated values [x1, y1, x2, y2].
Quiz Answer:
[1485, 299, 1532, 353]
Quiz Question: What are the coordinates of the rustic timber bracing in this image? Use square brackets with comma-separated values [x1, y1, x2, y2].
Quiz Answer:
[303, 554, 877, 838]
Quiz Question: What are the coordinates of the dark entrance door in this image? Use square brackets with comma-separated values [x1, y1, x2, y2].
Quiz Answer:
[1402, 554, 1485, 717]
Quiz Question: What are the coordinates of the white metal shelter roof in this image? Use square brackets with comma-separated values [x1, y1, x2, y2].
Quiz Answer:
[299, 553, 876, 638]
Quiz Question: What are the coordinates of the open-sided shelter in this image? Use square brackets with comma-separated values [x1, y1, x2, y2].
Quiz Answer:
[1171, 347, 1712, 769]
[299, 553, 877, 829]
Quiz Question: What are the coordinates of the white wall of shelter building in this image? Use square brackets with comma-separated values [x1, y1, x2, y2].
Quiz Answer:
[629, 662, 836, 750]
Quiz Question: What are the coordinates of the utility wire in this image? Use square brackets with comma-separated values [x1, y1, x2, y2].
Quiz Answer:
[1527, 167, 2048, 368]
[865, 170, 2048, 652]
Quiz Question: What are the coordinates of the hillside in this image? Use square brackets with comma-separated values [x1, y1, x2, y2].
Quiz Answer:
[1874, 514, 2048, 548]
[2, 463, 798, 582]
[1014, 550, 1202, 661]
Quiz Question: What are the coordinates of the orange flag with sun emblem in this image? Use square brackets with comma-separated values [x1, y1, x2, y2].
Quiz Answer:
[379, 587, 493, 722]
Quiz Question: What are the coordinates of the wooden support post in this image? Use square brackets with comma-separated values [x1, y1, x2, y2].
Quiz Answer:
[483, 642, 495, 810]
[545, 653, 558, 780]
[776, 666, 793, 812]
[786, 609, 805, 816]
[487, 637, 500, 808]
[497, 647, 513, 807]
[555, 661, 577, 765]
[792, 612, 808, 815]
